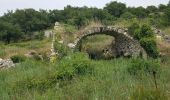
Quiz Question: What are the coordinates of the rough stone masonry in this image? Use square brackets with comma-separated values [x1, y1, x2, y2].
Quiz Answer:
[73, 26, 147, 58]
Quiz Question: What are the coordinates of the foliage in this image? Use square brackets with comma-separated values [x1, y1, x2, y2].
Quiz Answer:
[146, 6, 158, 13]
[140, 37, 159, 58]
[0, 21, 23, 44]
[120, 12, 136, 19]
[128, 24, 159, 58]
[74, 15, 88, 29]
[128, 58, 161, 76]
[59, 53, 93, 75]
[126, 7, 149, 18]
[104, 1, 126, 17]
[6, 53, 92, 93]
[163, 7, 170, 26]
[53, 42, 71, 59]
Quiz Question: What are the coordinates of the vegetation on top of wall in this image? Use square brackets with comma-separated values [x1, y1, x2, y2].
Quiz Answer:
[128, 23, 159, 58]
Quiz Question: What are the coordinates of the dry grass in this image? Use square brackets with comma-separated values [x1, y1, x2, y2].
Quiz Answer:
[157, 39, 170, 56]
[0, 39, 51, 59]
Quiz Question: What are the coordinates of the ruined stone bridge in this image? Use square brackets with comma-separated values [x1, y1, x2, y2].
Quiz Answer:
[72, 26, 147, 58]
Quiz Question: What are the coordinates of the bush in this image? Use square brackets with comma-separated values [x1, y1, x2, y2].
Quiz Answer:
[128, 22, 140, 37]
[140, 38, 159, 58]
[128, 24, 159, 58]
[54, 42, 71, 59]
[128, 58, 160, 76]
[58, 53, 93, 77]
[10, 55, 26, 63]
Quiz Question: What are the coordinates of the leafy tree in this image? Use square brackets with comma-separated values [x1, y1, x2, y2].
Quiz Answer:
[120, 12, 136, 19]
[146, 6, 158, 13]
[74, 15, 88, 29]
[158, 4, 167, 12]
[104, 1, 126, 17]
[128, 7, 148, 18]
[163, 7, 170, 26]
[0, 21, 23, 44]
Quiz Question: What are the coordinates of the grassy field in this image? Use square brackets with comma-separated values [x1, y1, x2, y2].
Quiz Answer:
[0, 54, 170, 100]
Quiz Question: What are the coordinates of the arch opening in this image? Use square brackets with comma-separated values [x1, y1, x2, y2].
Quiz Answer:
[73, 26, 147, 59]
[80, 34, 116, 60]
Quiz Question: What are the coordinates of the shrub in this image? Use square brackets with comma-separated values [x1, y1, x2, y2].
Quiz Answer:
[58, 53, 93, 76]
[10, 55, 26, 63]
[128, 24, 159, 58]
[140, 38, 159, 58]
[128, 22, 140, 37]
[53, 42, 71, 59]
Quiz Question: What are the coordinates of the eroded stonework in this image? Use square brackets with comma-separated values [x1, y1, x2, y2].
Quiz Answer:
[73, 26, 147, 58]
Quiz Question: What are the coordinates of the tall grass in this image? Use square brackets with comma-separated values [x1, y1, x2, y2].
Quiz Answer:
[0, 56, 169, 100]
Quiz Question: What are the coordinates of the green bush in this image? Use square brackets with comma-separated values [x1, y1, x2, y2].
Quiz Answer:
[54, 42, 71, 59]
[10, 55, 26, 63]
[58, 53, 93, 76]
[128, 58, 160, 76]
[128, 24, 159, 58]
[128, 22, 140, 37]
[140, 38, 159, 58]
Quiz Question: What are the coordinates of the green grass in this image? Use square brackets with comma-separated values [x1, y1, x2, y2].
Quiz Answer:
[0, 55, 170, 100]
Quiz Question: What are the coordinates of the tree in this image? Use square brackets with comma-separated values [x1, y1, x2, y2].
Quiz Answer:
[120, 12, 136, 19]
[130, 7, 149, 18]
[104, 1, 126, 17]
[146, 6, 158, 13]
[74, 15, 88, 29]
[163, 7, 170, 26]
[158, 4, 167, 12]
[0, 21, 23, 44]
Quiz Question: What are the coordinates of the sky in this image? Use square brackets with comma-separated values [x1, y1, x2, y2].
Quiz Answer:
[0, 0, 169, 16]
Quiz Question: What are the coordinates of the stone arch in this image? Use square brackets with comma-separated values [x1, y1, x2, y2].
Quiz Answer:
[73, 26, 147, 58]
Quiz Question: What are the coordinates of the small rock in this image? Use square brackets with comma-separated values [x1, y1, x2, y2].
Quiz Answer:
[68, 43, 75, 48]
[0, 58, 15, 69]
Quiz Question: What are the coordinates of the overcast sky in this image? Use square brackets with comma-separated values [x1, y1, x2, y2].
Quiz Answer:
[0, 0, 169, 16]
